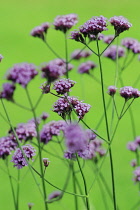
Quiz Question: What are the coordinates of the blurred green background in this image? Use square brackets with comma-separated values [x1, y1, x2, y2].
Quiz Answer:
[1, 0, 140, 209]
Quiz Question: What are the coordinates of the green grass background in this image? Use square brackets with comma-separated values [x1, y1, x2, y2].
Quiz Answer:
[1, 0, 140, 209]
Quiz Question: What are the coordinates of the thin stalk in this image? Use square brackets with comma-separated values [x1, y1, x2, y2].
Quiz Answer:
[71, 162, 78, 210]
[16, 170, 20, 210]
[84, 43, 98, 56]
[76, 154, 90, 210]
[12, 101, 31, 111]
[25, 88, 48, 210]
[75, 176, 87, 207]
[96, 39, 117, 210]
[100, 35, 117, 56]
[64, 33, 69, 79]
[34, 93, 44, 110]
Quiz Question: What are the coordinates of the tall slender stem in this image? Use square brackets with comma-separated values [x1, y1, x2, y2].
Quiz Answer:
[64, 33, 69, 79]
[71, 162, 78, 210]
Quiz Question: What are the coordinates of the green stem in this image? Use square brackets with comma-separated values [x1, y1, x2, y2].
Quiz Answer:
[71, 162, 78, 210]
[16, 170, 20, 210]
[76, 154, 90, 210]
[64, 33, 69, 79]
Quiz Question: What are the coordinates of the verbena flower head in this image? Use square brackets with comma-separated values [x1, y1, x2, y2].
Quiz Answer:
[64, 123, 88, 153]
[109, 16, 132, 35]
[134, 167, 140, 182]
[40, 120, 66, 144]
[53, 78, 76, 95]
[70, 30, 85, 42]
[0, 54, 3, 62]
[6, 63, 38, 88]
[40, 82, 50, 94]
[30, 22, 50, 40]
[40, 112, 49, 121]
[80, 16, 108, 37]
[120, 86, 140, 100]
[11, 144, 36, 169]
[131, 159, 137, 167]
[127, 141, 138, 151]
[53, 96, 91, 119]
[121, 37, 138, 50]
[135, 136, 140, 145]
[15, 122, 37, 141]
[131, 42, 140, 54]
[41, 59, 73, 82]
[0, 83, 16, 101]
[42, 158, 50, 167]
[70, 49, 92, 60]
[85, 129, 96, 141]
[103, 35, 114, 44]
[0, 136, 17, 159]
[48, 191, 61, 200]
[53, 14, 78, 33]
[108, 86, 117, 96]
[78, 61, 97, 74]
[64, 151, 76, 159]
[103, 45, 125, 60]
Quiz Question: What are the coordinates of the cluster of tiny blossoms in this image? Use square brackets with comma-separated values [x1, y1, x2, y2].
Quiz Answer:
[31, 22, 50, 40]
[70, 49, 92, 60]
[78, 61, 97, 74]
[53, 78, 76, 95]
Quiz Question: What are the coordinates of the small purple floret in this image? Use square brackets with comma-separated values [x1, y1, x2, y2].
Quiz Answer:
[0, 83, 16, 101]
[108, 86, 117, 96]
[103, 45, 125, 60]
[78, 61, 97, 74]
[53, 78, 76, 95]
[0, 136, 17, 159]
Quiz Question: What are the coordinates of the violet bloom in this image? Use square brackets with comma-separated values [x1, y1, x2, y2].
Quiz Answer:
[134, 167, 140, 182]
[30, 22, 50, 40]
[53, 78, 76, 95]
[40, 112, 49, 121]
[48, 191, 61, 200]
[70, 49, 92, 60]
[135, 136, 140, 145]
[109, 16, 132, 35]
[78, 61, 97, 74]
[70, 30, 85, 42]
[131, 42, 140, 54]
[40, 82, 50, 94]
[15, 122, 37, 141]
[127, 141, 138, 152]
[6, 63, 38, 88]
[121, 38, 138, 50]
[78, 143, 96, 159]
[42, 158, 50, 167]
[80, 16, 108, 37]
[85, 129, 96, 141]
[131, 159, 137, 167]
[41, 59, 73, 82]
[64, 123, 88, 153]
[0, 136, 17, 159]
[11, 144, 36, 169]
[108, 86, 117, 96]
[89, 33, 104, 41]
[103, 35, 115, 44]
[0, 83, 16, 101]
[0, 54, 3, 62]
[64, 151, 76, 159]
[120, 86, 140, 100]
[40, 120, 66, 144]
[53, 96, 91, 119]
[53, 14, 78, 33]
[103, 45, 125, 60]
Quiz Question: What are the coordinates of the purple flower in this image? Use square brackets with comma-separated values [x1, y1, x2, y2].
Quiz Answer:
[0, 136, 17, 159]
[135, 136, 140, 145]
[30, 22, 50, 40]
[89, 33, 104, 41]
[103, 35, 115, 44]
[0, 54, 3, 62]
[40, 112, 49, 121]
[109, 16, 132, 35]
[40, 120, 66, 144]
[40, 82, 50, 94]
[53, 78, 76, 95]
[42, 158, 50, 167]
[70, 30, 85, 42]
[78, 143, 96, 159]
[121, 38, 138, 51]
[120, 86, 140, 100]
[134, 167, 140, 182]
[64, 151, 76, 159]
[103, 45, 125, 60]
[53, 14, 78, 33]
[107, 86, 117, 96]
[78, 61, 97, 74]
[64, 123, 88, 153]
[0, 83, 16, 101]
[127, 141, 138, 151]
[85, 129, 96, 141]
[48, 191, 61, 200]
[131, 42, 140, 54]
[70, 49, 92, 60]
[130, 159, 137, 167]
[80, 16, 108, 36]
[15, 122, 37, 141]
[6, 63, 38, 88]
[11, 144, 36, 169]
[53, 96, 91, 119]
[41, 22, 50, 33]
[41, 59, 73, 82]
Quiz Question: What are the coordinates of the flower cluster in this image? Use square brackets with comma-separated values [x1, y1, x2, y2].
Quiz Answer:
[107, 86, 117, 96]
[103, 35, 114, 44]
[0, 136, 17, 159]
[103, 45, 125, 60]
[120, 86, 140, 100]
[127, 136, 140, 152]
[78, 61, 97, 74]
[6, 63, 38, 88]
[70, 49, 92, 60]
[41, 59, 73, 82]
[30, 22, 50, 40]
[0, 83, 16, 101]
[109, 16, 132, 35]
[53, 78, 76, 95]
[53, 96, 91, 119]
[53, 14, 78, 33]
[40, 120, 66, 144]
[11, 144, 36, 169]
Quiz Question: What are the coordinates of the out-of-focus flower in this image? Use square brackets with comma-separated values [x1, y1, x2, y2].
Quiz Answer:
[48, 191, 61, 200]
[85, 129, 96, 141]
[120, 86, 140, 100]
[53, 78, 76, 95]
[130, 159, 137, 167]
[103, 35, 115, 44]
[53, 14, 78, 33]
[103, 45, 125, 60]
[30, 22, 50, 40]
[6, 63, 38, 88]
[11, 144, 36, 169]
[78, 61, 97, 74]
[107, 86, 117, 96]
[0, 83, 16, 101]
[134, 167, 140, 182]
[40, 82, 50, 94]
[40, 112, 49, 121]
[70, 49, 92, 60]
[127, 141, 138, 151]
[0, 54, 3, 62]
[0, 136, 17, 159]
[109, 16, 132, 35]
